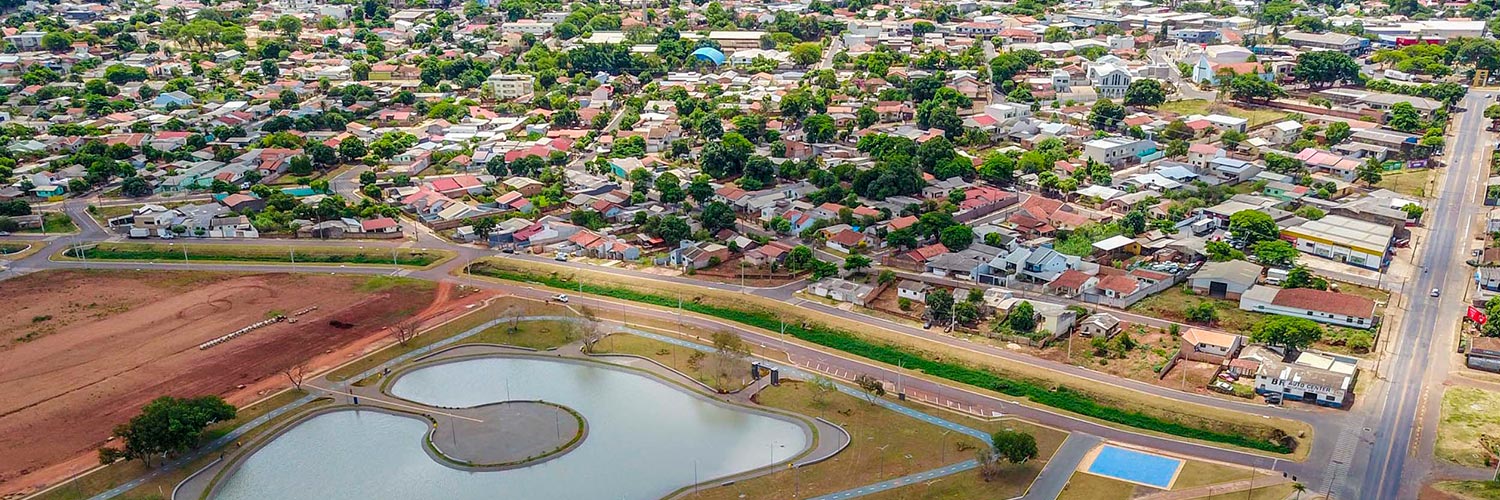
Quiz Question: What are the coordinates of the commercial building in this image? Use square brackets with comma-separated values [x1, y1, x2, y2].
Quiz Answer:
[1282, 31, 1367, 54]
[1243, 346, 1357, 407]
[1279, 214, 1394, 270]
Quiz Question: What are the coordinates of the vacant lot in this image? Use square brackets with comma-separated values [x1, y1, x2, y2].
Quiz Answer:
[1376, 168, 1436, 198]
[1433, 480, 1500, 500]
[1159, 99, 1290, 127]
[0, 270, 442, 496]
[1438, 387, 1500, 467]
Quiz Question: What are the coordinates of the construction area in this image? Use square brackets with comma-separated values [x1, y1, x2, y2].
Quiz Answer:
[0, 270, 488, 497]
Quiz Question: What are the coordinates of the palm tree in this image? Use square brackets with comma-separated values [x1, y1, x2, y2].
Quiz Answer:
[1292, 482, 1306, 499]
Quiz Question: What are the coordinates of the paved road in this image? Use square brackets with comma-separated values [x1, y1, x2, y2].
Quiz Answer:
[1344, 90, 1496, 500]
[1023, 434, 1103, 500]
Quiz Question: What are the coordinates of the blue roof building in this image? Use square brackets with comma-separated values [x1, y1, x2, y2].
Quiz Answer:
[690, 47, 726, 65]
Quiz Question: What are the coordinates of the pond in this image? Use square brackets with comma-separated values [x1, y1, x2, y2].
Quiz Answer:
[211, 356, 809, 500]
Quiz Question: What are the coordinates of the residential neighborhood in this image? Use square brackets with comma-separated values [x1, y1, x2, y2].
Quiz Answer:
[1, 0, 1499, 498]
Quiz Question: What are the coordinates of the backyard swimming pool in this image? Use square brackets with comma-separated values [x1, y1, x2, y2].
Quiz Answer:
[1084, 444, 1184, 489]
[210, 357, 810, 500]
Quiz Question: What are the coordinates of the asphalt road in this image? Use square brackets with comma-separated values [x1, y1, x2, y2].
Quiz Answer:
[1344, 90, 1495, 500]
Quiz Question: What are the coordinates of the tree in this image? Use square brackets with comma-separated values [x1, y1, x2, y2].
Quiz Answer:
[1325, 122, 1352, 145]
[804, 114, 835, 143]
[926, 288, 954, 321]
[283, 363, 308, 390]
[991, 430, 1040, 465]
[843, 254, 871, 273]
[939, 225, 974, 250]
[338, 137, 367, 161]
[1228, 210, 1279, 247]
[1008, 300, 1037, 332]
[1227, 73, 1287, 102]
[1292, 51, 1360, 88]
[854, 373, 886, 403]
[809, 376, 837, 408]
[121, 176, 152, 197]
[1253, 316, 1323, 350]
[790, 42, 822, 66]
[1123, 79, 1167, 108]
[1252, 240, 1299, 268]
[1185, 302, 1218, 324]
[391, 318, 419, 346]
[1282, 265, 1329, 290]
[1088, 99, 1125, 131]
[785, 245, 817, 271]
[701, 201, 737, 232]
[1356, 157, 1384, 185]
[41, 31, 72, 52]
[275, 14, 304, 39]
[1387, 102, 1423, 133]
[101, 396, 236, 466]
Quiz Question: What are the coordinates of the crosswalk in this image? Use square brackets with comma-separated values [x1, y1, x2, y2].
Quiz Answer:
[1319, 421, 1360, 498]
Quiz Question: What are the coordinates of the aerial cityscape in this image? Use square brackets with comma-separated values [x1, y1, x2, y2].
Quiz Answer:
[0, 0, 1497, 498]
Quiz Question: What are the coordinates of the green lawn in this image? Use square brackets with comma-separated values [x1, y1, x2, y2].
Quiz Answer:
[67, 243, 450, 267]
[1158, 99, 1290, 127]
[464, 319, 578, 350]
[1058, 471, 1135, 500]
[1128, 285, 1265, 334]
[694, 381, 1005, 500]
[595, 333, 754, 392]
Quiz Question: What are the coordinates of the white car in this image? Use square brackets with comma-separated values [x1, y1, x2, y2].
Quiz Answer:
[1431, 288, 1440, 297]
[553, 294, 569, 303]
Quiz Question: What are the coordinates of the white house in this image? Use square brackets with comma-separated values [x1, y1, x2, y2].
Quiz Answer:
[1238, 285, 1377, 329]
[897, 279, 930, 302]
[1083, 136, 1157, 166]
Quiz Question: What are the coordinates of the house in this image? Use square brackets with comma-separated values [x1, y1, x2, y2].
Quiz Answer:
[1046, 269, 1097, 297]
[1190, 260, 1262, 299]
[1269, 121, 1303, 145]
[360, 217, 400, 234]
[827, 229, 868, 253]
[1477, 267, 1500, 293]
[1243, 345, 1357, 407]
[1083, 137, 1156, 167]
[897, 279, 930, 302]
[1179, 328, 1244, 363]
[1466, 337, 1500, 373]
[807, 278, 877, 306]
[153, 91, 195, 109]
[486, 73, 534, 99]
[1239, 285, 1377, 329]
[670, 240, 730, 269]
[1077, 313, 1121, 338]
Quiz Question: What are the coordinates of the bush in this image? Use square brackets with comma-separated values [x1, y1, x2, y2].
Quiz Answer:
[898, 297, 912, 311]
[471, 262, 1295, 454]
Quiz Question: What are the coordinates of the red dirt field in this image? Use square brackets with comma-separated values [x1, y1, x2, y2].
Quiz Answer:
[0, 270, 485, 496]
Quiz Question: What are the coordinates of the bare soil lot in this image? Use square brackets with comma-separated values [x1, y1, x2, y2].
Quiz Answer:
[0, 270, 445, 495]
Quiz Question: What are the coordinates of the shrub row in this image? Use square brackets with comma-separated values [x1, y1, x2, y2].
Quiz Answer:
[471, 262, 1294, 454]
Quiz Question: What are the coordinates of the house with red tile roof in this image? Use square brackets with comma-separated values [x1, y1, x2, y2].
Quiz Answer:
[1239, 285, 1377, 329]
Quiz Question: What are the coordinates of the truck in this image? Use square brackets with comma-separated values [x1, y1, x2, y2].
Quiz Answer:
[1190, 218, 1215, 236]
[128, 228, 151, 239]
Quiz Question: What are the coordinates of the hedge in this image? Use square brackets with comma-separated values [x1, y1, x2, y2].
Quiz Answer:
[470, 262, 1294, 454]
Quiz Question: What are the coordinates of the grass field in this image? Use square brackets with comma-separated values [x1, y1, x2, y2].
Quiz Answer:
[1056, 459, 1270, 500]
[466, 258, 1309, 457]
[0, 241, 36, 260]
[34, 390, 321, 500]
[1438, 387, 1500, 467]
[1435, 480, 1500, 500]
[464, 319, 578, 350]
[64, 243, 452, 268]
[1376, 168, 1437, 198]
[1058, 472, 1134, 500]
[694, 381, 1038, 500]
[596, 333, 755, 392]
[864, 414, 1067, 500]
[1159, 99, 1291, 128]
[331, 298, 576, 384]
[1129, 285, 1264, 335]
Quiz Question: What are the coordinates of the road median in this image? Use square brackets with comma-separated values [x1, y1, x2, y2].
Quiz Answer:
[54, 242, 454, 269]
